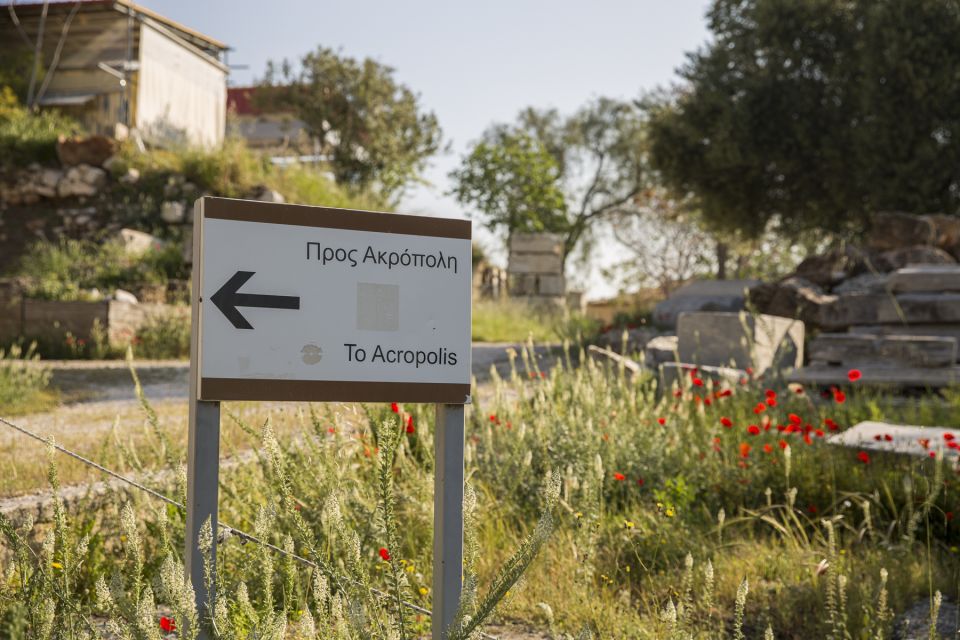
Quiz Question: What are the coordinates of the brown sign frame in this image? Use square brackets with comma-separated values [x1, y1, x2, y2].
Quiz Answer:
[192, 197, 472, 405]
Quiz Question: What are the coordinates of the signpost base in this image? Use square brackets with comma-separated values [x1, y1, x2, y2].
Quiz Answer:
[185, 398, 220, 639]
[432, 403, 465, 639]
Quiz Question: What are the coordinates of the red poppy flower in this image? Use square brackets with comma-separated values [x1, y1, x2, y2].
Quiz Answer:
[824, 418, 838, 431]
[815, 429, 825, 438]
[747, 425, 761, 435]
[327, 427, 336, 434]
[807, 504, 818, 514]
[919, 438, 930, 450]
[704, 397, 713, 406]
[160, 617, 176, 632]
[753, 403, 766, 414]
[637, 478, 645, 486]
[945, 433, 956, 441]
[857, 451, 870, 464]
[673, 389, 683, 398]
[779, 439, 789, 449]
[739, 442, 751, 458]
[834, 390, 846, 403]
[391, 403, 400, 413]
[379, 547, 391, 561]
[657, 417, 666, 425]
[766, 397, 777, 407]
[692, 377, 704, 387]
[794, 386, 804, 394]
[745, 367, 754, 375]
[406, 415, 415, 434]
[788, 413, 802, 425]
[929, 451, 937, 458]
[803, 433, 813, 445]
[720, 417, 733, 428]
[718, 389, 733, 397]
[765, 389, 776, 398]
[884, 434, 893, 442]
[763, 444, 774, 453]
[847, 369, 862, 382]
[613, 472, 626, 481]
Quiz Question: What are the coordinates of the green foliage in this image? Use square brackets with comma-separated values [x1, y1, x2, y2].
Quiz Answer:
[133, 308, 191, 360]
[647, 0, 960, 237]
[261, 47, 442, 202]
[449, 131, 568, 237]
[451, 98, 648, 261]
[114, 136, 385, 210]
[18, 238, 185, 302]
[0, 87, 80, 168]
[0, 342, 52, 415]
[2, 349, 960, 637]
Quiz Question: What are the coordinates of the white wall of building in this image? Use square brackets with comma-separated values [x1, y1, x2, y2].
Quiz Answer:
[136, 24, 226, 147]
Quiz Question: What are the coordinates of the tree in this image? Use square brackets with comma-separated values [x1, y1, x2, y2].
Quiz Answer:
[647, 0, 960, 238]
[261, 47, 442, 203]
[608, 190, 714, 296]
[448, 130, 567, 247]
[451, 98, 648, 264]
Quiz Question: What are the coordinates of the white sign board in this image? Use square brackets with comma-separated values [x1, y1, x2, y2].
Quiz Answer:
[193, 197, 472, 403]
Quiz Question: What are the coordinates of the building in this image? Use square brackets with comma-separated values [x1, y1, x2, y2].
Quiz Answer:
[0, 0, 228, 146]
[227, 86, 310, 151]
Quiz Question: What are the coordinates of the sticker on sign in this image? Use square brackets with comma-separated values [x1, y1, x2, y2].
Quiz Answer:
[193, 197, 472, 403]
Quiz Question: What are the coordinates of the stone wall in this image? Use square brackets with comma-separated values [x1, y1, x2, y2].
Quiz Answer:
[0, 281, 170, 346]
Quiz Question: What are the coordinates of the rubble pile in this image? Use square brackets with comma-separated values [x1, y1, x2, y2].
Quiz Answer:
[747, 211, 960, 388]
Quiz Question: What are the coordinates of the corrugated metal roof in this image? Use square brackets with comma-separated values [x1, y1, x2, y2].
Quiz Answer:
[2, 0, 228, 51]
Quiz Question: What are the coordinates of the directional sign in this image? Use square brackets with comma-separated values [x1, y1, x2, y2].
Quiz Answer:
[193, 197, 472, 403]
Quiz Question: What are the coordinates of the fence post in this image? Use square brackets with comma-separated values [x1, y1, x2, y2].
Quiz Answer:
[432, 403, 465, 639]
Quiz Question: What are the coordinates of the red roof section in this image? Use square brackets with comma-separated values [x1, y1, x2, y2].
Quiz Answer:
[227, 87, 260, 116]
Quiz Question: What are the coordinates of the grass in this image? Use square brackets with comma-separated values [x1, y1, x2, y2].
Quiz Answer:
[0, 346, 958, 638]
[109, 136, 386, 212]
[0, 343, 56, 416]
[0, 88, 80, 168]
[472, 299, 598, 342]
[18, 239, 185, 303]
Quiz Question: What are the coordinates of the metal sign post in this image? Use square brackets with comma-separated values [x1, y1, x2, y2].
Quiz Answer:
[432, 404, 465, 638]
[185, 197, 471, 640]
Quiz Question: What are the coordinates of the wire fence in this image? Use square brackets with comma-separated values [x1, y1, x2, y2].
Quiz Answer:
[0, 414, 498, 640]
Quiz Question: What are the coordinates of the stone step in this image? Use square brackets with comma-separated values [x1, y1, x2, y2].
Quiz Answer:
[888, 265, 960, 293]
[818, 293, 960, 329]
[849, 324, 960, 360]
[788, 364, 960, 387]
[809, 333, 957, 368]
[828, 421, 959, 460]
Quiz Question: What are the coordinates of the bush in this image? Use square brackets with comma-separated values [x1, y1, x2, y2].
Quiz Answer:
[0, 342, 53, 415]
[133, 308, 190, 359]
[0, 87, 81, 168]
[19, 238, 186, 302]
[113, 136, 385, 210]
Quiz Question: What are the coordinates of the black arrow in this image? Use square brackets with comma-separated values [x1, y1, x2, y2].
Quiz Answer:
[210, 270, 300, 330]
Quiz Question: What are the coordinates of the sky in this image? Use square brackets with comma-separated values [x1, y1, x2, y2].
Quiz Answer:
[147, 0, 714, 297]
